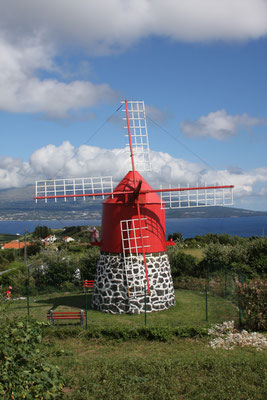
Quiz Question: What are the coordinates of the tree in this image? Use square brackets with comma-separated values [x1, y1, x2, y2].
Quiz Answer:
[168, 232, 183, 242]
[79, 247, 100, 280]
[167, 247, 198, 277]
[200, 244, 230, 275]
[32, 226, 51, 239]
[247, 238, 267, 276]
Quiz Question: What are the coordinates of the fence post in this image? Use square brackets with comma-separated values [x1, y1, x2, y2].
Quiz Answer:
[80, 310, 85, 326]
[144, 287, 147, 327]
[237, 272, 246, 326]
[85, 287, 88, 329]
[224, 268, 227, 297]
[49, 309, 54, 326]
[205, 283, 208, 322]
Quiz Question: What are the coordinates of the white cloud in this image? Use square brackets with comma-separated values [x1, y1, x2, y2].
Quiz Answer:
[180, 110, 267, 140]
[1, 141, 267, 210]
[1, 1, 267, 117]
[1, 0, 267, 53]
[0, 36, 117, 118]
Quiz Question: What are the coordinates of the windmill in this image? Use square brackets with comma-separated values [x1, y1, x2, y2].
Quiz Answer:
[35, 100, 234, 314]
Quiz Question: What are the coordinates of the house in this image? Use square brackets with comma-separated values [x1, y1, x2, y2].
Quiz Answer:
[63, 236, 75, 243]
[42, 235, 57, 244]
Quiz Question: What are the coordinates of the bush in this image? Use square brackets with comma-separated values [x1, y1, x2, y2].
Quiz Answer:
[173, 276, 206, 291]
[45, 325, 208, 342]
[0, 318, 64, 399]
[33, 252, 76, 288]
[236, 279, 267, 331]
[247, 239, 267, 276]
[79, 247, 100, 280]
[168, 247, 198, 277]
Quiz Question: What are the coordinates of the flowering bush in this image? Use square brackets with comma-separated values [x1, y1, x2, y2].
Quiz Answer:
[236, 279, 267, 331]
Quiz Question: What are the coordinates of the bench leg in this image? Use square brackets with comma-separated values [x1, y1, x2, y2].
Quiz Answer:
[49, 310, 54, 326]
[80, 310, 84, 326]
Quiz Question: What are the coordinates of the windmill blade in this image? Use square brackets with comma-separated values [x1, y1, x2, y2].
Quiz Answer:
[122, 100, 152, 172]
[35, 176, 113, 202]
[120, 217, 150, 296]
[158, 184, 234, 209]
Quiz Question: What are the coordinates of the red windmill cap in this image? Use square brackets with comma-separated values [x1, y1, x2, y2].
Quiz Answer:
[105, 170, 161, 204]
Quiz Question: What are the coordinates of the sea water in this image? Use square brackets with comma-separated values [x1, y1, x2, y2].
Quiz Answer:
[0, 216, 267, 239]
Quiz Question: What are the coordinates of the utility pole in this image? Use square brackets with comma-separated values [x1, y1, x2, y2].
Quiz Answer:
[24, 229, 30, 317]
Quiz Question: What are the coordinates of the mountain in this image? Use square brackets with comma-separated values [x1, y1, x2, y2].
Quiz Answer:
[0, 185, 266, 220]
[165, 206, 267, 219]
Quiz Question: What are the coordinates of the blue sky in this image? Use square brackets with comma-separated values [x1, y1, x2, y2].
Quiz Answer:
[1, 0, 267, 211]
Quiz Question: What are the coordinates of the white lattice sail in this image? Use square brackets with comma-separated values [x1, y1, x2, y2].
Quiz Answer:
[120, 218, 150, 295]
[122, 101, 152, 172]
[35, 176, 113, 202]
[160, 184, 234, 209]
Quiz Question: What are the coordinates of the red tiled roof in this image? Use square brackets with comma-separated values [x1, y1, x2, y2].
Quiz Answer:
[3, 241, 32, 249]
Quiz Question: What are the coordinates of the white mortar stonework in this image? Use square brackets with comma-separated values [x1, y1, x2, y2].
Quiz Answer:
[92, 252, 175, 314]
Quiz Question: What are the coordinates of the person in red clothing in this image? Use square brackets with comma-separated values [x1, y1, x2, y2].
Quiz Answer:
[6, 286, 12, 300]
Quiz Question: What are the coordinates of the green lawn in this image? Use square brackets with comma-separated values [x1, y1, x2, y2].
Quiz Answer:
[178, 247, 205, 260]
[9, 289, 238, 328]
[44, 334, 266, 400]
[7, 290, 267, 399]
[0, 233, 21, 242]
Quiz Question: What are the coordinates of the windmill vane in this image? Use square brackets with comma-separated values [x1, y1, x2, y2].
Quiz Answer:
[34, 100, 234, 314]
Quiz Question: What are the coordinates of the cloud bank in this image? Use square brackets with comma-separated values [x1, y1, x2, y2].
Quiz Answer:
[0, 141, 267, 209]
[0, 36, 116, 118]
[1, 1, 267, 117]
[180, 110, 267, 140]
[1, 0, 267, 52]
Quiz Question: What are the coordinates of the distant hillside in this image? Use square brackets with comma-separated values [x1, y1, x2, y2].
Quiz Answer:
[165, 206, 267, 219]
[0, 185, 266, 220]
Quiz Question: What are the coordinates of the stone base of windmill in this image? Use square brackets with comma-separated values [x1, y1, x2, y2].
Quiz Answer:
[92, 252, 175, 314]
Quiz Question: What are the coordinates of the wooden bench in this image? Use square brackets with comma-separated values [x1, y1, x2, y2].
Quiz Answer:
[47, 310, 85, 326]
[83, 280, 94, 291]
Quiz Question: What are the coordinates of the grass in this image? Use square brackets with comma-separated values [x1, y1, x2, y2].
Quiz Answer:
[9, 289, 238, 328]
[178, 247, 205, 260]
[0, 233, 21, 242]
[44, 336, 267, 399]
[6, 290, 266, 399]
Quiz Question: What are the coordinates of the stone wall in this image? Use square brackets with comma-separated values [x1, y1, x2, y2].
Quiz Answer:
[92, 252, 175, 314]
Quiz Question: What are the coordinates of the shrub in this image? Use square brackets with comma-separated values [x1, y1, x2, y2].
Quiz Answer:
[0, 318, 64, 399]
[45, 325, 208, 342]
[236, 279, 267, 331]
[168, 247, 198, 277]
[79, 247, 100, 280]
[247, 239, 267, 276]
[33, 252, 76, 288]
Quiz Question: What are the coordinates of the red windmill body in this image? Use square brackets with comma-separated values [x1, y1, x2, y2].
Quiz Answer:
[35, 100, 234, 314]
[101, 170, 166, 254]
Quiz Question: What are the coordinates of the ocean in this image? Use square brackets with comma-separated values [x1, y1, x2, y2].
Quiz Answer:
[0, 216, 267, 239]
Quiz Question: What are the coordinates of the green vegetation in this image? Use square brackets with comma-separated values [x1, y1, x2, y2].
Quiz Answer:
[0, 228, 266, 399]
[8, 289, 238, 327]
[0, 233, 21, 242]
[48, 338, 267, 400]
[0, 298, 64, 400]
[5, 289, 265, 399]
[236, 279, 267, 330]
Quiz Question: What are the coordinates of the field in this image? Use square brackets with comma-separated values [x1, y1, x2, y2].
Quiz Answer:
[178, 247, 205, 260]
[7, 289, 267, 399]
[9, 289, 237, 327]
[0, 232, 21, 242]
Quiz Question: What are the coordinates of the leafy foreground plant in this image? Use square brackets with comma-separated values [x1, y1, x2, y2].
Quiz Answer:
[0, 319, 64, 400]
